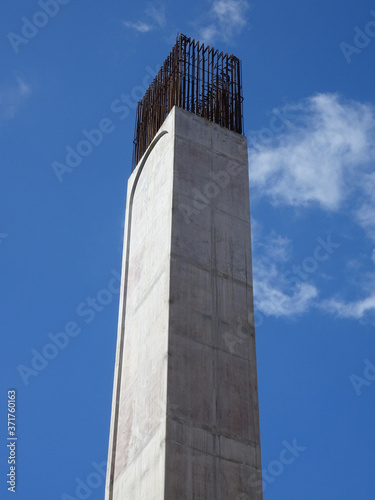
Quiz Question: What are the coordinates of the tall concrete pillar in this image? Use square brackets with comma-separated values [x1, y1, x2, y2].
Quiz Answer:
[105, 106, 262, 499]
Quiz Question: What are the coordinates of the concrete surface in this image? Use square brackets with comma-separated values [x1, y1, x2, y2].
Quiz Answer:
[105, 106, 263, 500]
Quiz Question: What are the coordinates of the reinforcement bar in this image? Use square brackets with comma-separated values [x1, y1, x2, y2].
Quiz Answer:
[132, 33, 244, 170]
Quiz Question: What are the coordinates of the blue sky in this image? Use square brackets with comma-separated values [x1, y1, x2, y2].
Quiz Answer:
[1, 0, 375, 499]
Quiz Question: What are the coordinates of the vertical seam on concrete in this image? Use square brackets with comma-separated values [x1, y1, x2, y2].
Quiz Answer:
[164, 120, 176, 500]
[108, 130, 169, 500]
[212, 222, 219, 500]
[248, 170, 263, 498]
[247, 169, 263, 488]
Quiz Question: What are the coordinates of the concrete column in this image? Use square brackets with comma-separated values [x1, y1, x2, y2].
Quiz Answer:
[106, 106, 262, 500]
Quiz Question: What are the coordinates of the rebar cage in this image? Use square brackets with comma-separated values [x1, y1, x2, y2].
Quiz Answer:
[132, 33, 244, 170]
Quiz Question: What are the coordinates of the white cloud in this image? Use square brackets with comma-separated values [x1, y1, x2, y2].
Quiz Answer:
[123, 3, 166, 33]
[249, 93, 375, 212]
[212, 0, 248, 28]
[198, 0, 249, 44]
[252, 225, 318, 318]
[322, 294, 375, 319]
[145, 4, 166, 29]
[199, 25, 218, 45]
[251, 223, 375, 321]
[355, 203, 375, 240]
[254, 260, 318, 318]
[0, 77, 31, 122]
[354, 172, 375, 240]
[320, 265, 375, 320]
[122, 21, 153, 33]
[248, 94, 375, 321]
[251, 222, 375, 322]
[257, 233, 292, 263]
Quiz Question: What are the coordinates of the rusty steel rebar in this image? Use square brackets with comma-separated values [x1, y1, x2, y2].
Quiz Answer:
[132, 33, 244, 170]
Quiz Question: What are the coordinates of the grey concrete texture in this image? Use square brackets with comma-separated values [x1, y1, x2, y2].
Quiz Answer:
[106, 106, 262, 499]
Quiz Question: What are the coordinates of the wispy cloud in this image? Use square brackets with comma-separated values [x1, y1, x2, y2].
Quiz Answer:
[123, 3, 166, 33]
[249, 93, 375, 212]
[321, 294, 375, 319]
[254, 260, 318, 318]
[253, 222, 375, 322]
[197, 0, 250, 45]
[320, 259, 375, 320]
[249, 93, 375, 247]
[145, 3, 166, 29]
[250, 94, 375, 321]
[122, 21, 153, 33]
[0, 77, 32, 123]
[252, 227, 318, 318]
[354, 171, 375, 240]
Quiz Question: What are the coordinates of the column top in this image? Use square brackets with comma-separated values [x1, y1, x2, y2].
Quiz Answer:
[132, 33, 244, 170]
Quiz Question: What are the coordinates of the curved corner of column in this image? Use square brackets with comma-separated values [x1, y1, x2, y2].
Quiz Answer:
[106, 128, 169, 500]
